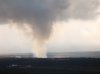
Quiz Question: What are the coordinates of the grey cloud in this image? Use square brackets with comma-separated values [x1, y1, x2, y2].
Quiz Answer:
[0, 0, 99, 41]
[68, 0, 99, 19]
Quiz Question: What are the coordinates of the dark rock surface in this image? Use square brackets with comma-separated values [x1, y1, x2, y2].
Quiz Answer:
[0, 58, 100, 74]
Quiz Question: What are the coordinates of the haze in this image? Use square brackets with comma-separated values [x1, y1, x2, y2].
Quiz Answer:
[0, 0, 100, 57]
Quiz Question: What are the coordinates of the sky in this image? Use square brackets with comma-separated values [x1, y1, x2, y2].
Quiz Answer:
[0, 17, 100, 54]
[0, 0, 100, 55]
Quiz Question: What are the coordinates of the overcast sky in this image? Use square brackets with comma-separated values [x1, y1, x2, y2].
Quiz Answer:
[0, 0, 100, 55]
[0, 17, 100, 54]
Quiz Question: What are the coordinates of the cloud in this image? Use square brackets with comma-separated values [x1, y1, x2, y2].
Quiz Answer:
[0, 0, 99, 41]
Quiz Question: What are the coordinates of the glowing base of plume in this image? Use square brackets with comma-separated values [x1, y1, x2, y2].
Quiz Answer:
[33, 41, 47, 58]
[34, 54, 47, 58]
[34, 48, 47, 58]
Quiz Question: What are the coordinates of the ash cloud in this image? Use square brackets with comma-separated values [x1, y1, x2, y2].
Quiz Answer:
[0, 0, 99, 41]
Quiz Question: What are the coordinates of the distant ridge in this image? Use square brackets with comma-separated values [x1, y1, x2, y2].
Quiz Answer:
[0, 51, 100, 58]
[0, 53, 34, 58]
[47, 51, 100, 58]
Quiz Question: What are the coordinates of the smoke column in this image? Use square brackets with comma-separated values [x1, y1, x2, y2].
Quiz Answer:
[0, 0, 99, 58]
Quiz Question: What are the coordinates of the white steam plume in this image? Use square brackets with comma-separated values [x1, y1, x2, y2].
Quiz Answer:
[0, 0, 99, 58]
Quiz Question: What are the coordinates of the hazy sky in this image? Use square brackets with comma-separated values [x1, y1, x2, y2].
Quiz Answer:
[0, 0, 100, 55]
[0, 17, 100, 54]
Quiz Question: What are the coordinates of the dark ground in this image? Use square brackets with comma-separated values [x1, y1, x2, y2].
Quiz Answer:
[0, 58, 100, 74]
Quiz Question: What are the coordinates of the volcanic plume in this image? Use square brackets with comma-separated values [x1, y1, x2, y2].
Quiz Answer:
[0, 0, 99, 58]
